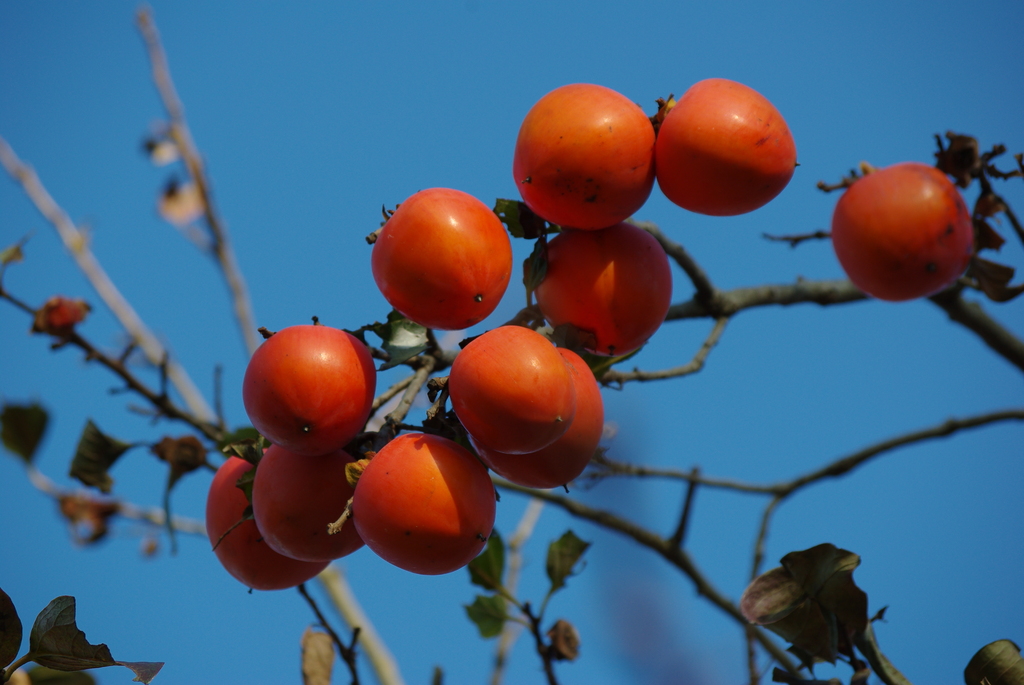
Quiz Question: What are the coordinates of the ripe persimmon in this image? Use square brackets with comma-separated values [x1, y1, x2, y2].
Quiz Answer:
[535, 222, 672, 356]
[242, 325, 376, 456]
[449, 325, 576, 454]
[513, 83, 656, 229]
[251, 445, 364, 562]
[655, 78, 797, 216]
[206, 457, 327, 590]
[352, 433, 496, 575]
[371, 188, 512, 330]
[474, 348, 604, 489]
[830, 162, 974, 301]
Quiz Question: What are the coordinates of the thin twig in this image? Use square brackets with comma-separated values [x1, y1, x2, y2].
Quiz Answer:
[493, 479, 802, 676]
[0, 287, 223, 442]
[929, 289, 1024, 373]
[297, 582, 361, 685]
[521, 602, 560, 685]
[0, 134, 216, 422]
[600, 317, 729, 386]
[136, 8, 260, 357]
[668, 467, 700, 548]
[761, 230, 831, 248]
[630, 220, 718, 305]
[383, 355, 437, 426]
[317, 565, 406, 685]
[667, 279, 867, 320]
[491, 498, 545, 685]
[771, 408, 1024, 497]
[25, 464, 207, 536]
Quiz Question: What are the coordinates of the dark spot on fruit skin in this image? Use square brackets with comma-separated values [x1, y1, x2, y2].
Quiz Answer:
[945, 224, 954, 235]
[302, 424, 312, 433]
[404, 530, 411, 536]
[474, 294, 483, 302]
[755, 136, 769, 146]
[926, 262, 938, 273]
[522, 176, 532, 184]
[584, 195, 597, 203]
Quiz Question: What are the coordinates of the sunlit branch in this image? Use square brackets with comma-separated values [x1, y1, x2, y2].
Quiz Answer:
[667, 278, 867, 320]
[600, 317, 729, 386]
[0, 134, 216, 423]
[136, 8, 260, 357]
[493, 478, 802, 677]
[318, 565, 406, 685]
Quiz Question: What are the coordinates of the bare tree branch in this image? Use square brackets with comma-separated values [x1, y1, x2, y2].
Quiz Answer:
[600, 317, 729, 385]
[0, 134, 217, 422]
[0, 287, 223, 442]
[136, 7, 261, 357]
[667, 278, 867, 320]
[493, 478, 803, 677]
[318, 565, 406, 685]
[929, 289, 1024, 373]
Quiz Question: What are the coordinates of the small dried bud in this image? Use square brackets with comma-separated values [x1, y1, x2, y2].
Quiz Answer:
[547, 619, 581, 661]
[58, 493, 119, 544]
[151, 435, 207, 477]
[158, 179, 205, 226]
[31, 296, 91, 337]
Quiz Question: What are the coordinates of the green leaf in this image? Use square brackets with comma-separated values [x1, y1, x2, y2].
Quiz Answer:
[546, 530, 590, 594]
[25, 666, 97, 685]
[964, 639, 1024, 685]
[739, 566, 807, 625]
[493, 198, 526, 239]
[371, 310, 429, 371]
[27, 596, 163, 683]
[522, 238, 548, 298]
[1, 402, 49, 464]
[464, 595, 508, 639]
[0, 586, 23, 670]
[468, 530, 505, 592]
[215, 427, 260, 452]
[68, 421, 133, 494]
[580, 347, 642, 380]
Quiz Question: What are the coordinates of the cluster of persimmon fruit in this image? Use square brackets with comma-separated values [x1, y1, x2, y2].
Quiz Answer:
[205, 78, 976, 590]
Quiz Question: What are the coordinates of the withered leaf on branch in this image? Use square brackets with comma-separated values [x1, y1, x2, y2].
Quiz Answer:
[964, 639, 1024, 685]
[26, 596, 163, 683]
[969, 257, 1024, 302]
[740, 543, 868, 665]
[151, 435, 207, 486]
[300, 627, 334, 685]
[57, 494, 119, 545]
[68, 421, 133, 494]
[1, 402, 49, 464]
[547, 619, 580, 661]
[157, 178, 204, 227]
[0, 586, 23, 670]
[31, 297, 91, 338]
[936, 132, 980, 188]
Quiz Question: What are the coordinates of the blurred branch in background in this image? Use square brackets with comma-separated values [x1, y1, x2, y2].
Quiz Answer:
[137, 7, 261, 357]
[0, 134, 217, 423]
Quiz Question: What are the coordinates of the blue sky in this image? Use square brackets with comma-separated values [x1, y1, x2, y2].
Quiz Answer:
[1, 2, 1022, 684]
